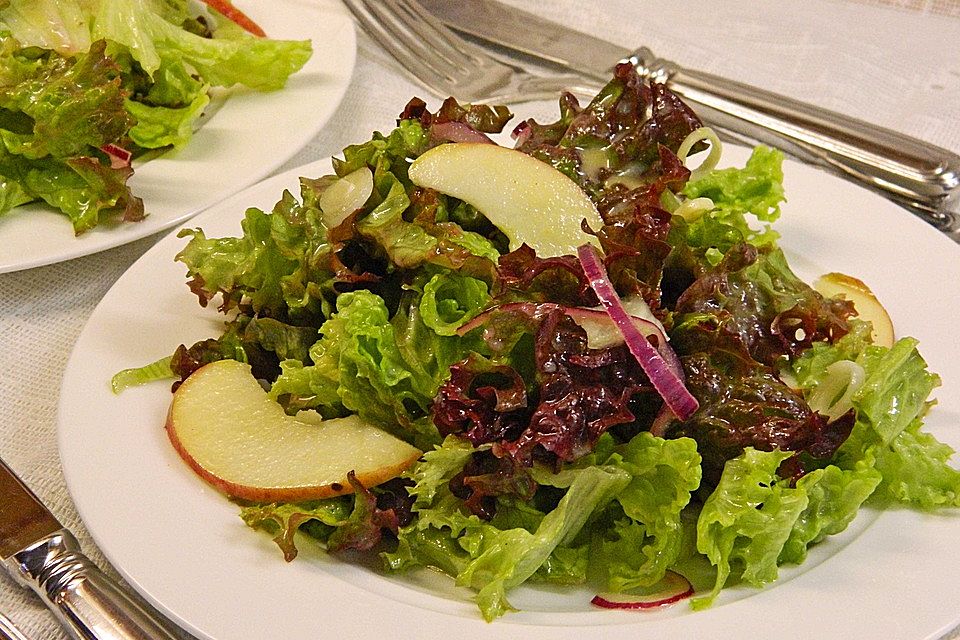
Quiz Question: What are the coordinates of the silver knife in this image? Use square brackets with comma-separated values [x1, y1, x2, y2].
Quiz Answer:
[420, 0, 960, 232]
[0, 613, 30, 640]
[0, 457, 180, 640]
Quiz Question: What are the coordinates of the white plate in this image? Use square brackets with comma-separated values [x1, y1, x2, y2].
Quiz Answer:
[0, 0, 355, 274]
[58, 149, 960, 640]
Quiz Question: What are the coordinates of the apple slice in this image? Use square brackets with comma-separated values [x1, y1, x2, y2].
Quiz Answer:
[814, 272, 895, 348]
[408, 142, 603, 257]
[166, 359, 421, 502]
[319, 166, 373, 228]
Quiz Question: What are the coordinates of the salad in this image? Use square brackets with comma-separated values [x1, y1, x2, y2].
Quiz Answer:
[118, 64, 960, 621]
[0, 0, 311, 233]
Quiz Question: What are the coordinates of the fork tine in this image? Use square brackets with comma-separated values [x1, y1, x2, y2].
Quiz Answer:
[345, 0, 592, 104]
[364, 1, 466, 78]
[344, 0, 457, 92]
[383, 0, 479, 68]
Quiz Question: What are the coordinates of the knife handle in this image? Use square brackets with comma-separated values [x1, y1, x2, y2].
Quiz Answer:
[627, 47, 960, 230]
[4, 530, 180, 640]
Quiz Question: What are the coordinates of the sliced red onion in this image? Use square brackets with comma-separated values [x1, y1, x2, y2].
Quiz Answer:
[591, 571, 693, 610]
[619, 294, 667, 337]
[455, 302, 557, 337]
[577, 244, 698, 421]
[649, 405, 676, 438]
[563, 306, 664, 351]
[431, 121, 494, 144]
[511, 120, 532, 145]
[100, 143, 132, 169]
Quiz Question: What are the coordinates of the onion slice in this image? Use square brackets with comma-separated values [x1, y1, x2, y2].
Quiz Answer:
[591, 571, 694, 610]
[649, 405, 676, 438]
[563, 306, 664, 351]
[100, 143, 132, 169]
[431, 121, 494, 144]
[577, 244, 698, 421]
[456, 302, 669, 356]
[318, 166, 374, 228]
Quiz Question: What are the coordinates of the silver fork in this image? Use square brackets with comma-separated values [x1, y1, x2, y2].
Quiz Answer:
[343, 0, 597, 104]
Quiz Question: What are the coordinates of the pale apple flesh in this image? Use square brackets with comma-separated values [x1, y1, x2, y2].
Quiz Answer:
[319, 166, 373, 228]
[166, 359, 421, 502]
[408, 142, 603, 257]
[814, 272, 895, 348]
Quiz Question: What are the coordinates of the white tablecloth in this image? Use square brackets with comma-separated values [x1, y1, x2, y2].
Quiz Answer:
[2, 1, 959, 638]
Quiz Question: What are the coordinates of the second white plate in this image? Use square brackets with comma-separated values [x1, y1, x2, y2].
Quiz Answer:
[0, 0, 355, 274]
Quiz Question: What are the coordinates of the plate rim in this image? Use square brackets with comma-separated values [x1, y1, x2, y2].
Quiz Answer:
[57, 150, 960, 640]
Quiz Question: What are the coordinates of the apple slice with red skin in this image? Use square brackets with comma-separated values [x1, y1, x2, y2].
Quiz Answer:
[814, 272, 895, 348]
[166, 359, 421, 502]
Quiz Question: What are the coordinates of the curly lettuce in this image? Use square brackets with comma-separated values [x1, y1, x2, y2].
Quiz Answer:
[792, 326, 960, 509]
[385, 433, 701, 620]
[674, 145, 785, 265]
[112, 69, 960, 624]
[693, 448, 878, 608]
[0, 0, 311, 230]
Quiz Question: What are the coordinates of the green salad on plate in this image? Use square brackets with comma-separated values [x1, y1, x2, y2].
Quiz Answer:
[0, 0, 311, 233]
[116, 64, 960, 621]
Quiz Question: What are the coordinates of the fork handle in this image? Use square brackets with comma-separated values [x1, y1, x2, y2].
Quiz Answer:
[4, 531, 180, 640]
[628, 47, 960, 229]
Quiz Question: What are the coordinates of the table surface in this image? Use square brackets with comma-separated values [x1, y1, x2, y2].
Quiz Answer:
[2, 1, 959, 638]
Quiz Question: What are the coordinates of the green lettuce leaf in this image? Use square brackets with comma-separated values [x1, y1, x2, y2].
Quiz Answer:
[694, 447, 883, 609]
[383, 436, 482, 577]
[591, 433, 702, 591]
[93, 0, 311, 88]
[240, 474, 407, 562]
[779, 461, 880, 564]
[334, 119, 428, 176]
[677, 146, 785, 264]
[0, 173, 30, 211]
[792, 330, 960, 509]
[456, 464, 630, 620]
[355, 166, 438, 269]
[240, 497, 352, 561]
[0, 36, 140, 229]
[124, 52, 210, 148]
[0, 0, 93, 55]
[693, 448, 806, 607]
[0, 149, 143, 231]
[0, 40, 130, 159]
[389, 436, 631, 620]
[125, 89, 209, 148]
[418, 269, 490, 336]
[391, 434, 700, 620]
[176, 184, 333, 322]
[270, 289, 480, 449]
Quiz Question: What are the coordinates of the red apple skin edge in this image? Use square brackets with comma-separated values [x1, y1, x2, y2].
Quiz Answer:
[164, 365, 421, 502]
[166, 407, 420, 502]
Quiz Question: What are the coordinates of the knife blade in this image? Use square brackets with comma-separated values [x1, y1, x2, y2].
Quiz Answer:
[0, 458, 179, 640]
[419, 0, 620, 80]
[420, 0, 960, 231]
